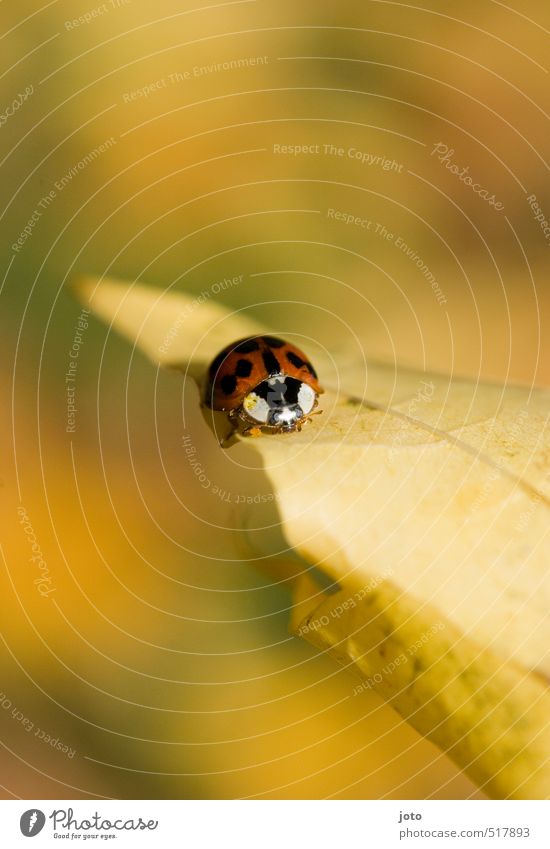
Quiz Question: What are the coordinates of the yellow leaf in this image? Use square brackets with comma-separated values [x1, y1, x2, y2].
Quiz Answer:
[73, 274, 264, 381]
[73, 274, 550, 798]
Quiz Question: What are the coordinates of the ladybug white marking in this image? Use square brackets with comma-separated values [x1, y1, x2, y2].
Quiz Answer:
[243, 392, 270, 423]
[297, 382, 316, 415]
[243, 374, 315, 429]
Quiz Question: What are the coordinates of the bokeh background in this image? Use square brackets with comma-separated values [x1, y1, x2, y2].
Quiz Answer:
[1, 0, 548, 799]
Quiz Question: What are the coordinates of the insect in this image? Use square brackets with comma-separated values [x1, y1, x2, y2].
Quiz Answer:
[203, 335, 323, 438]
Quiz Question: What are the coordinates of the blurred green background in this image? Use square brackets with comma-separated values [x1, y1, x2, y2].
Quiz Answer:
[1, 0, 548, 799]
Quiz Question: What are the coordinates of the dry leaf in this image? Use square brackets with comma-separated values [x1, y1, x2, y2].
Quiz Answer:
[73, 274, 550, 798]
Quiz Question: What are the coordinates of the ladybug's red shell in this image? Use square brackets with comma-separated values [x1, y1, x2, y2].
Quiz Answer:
[204, 336, 323, 411]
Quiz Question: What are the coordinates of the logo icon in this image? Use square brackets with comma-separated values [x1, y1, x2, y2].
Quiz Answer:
[20, 810, 46, 837]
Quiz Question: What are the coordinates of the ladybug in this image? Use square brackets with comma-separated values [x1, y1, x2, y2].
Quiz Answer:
[203, 335, 323, 437]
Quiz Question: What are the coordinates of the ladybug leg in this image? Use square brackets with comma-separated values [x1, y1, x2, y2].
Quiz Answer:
[219, 424, 238, 448]
[302, 409, 323, 427]
[219, 409, 240, 447]
[242, 425, 262, 438]
[229, 409, 263, 439]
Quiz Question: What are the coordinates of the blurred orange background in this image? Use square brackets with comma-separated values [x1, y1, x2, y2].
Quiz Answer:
[1, 0, 548, 799]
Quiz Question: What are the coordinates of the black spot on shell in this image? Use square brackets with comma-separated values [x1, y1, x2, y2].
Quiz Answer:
[234, 338, 260, 353]
[208, 350, 228, 377]
[262, 335, 285, 348]
[262, 349, 281, 375]
[220, 374, 237, 395]
[235, 359, 253, 378]
[287, 350, 318, 379]
[286, 351, 306, 369]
